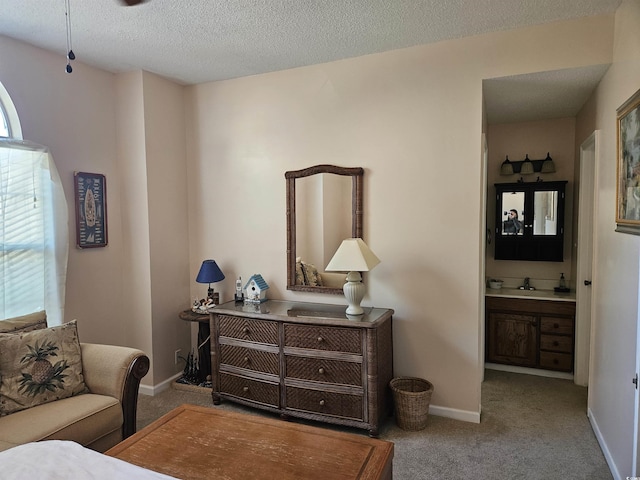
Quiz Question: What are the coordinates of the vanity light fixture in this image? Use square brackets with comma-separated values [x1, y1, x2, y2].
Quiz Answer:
[540, 153, 556, 173]
[499, 153, 555, 176]
[325, 238, 380, 317]
[500, 156, 514, 176]
[196, 260, 225, 302]
[520, 154, 534, 175]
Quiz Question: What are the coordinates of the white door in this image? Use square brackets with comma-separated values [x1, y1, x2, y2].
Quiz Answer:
[575, 132, 597, 387]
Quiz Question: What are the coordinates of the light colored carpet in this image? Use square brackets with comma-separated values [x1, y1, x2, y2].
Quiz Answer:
[136, 369, 611, 479]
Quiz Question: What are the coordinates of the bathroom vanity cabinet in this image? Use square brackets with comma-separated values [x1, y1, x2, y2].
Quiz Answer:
[485, 296, 576, 372]
[494, 181, 568, 262]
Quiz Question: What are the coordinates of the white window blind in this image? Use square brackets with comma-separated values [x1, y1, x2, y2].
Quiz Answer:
[0, 140, 68, 325]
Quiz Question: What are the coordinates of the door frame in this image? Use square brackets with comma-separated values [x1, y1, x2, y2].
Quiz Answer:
[575, 131, 598, 387]
[634, 269, 640, 475]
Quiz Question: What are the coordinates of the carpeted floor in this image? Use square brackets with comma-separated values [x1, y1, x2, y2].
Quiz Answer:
[136, 369, 612, 479]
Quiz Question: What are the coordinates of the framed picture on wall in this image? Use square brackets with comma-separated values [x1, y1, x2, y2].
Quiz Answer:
[74, 171, 108, 248]
[615, 88, 640, 235]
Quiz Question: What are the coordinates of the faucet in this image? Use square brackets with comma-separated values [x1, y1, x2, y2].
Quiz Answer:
[521, 277, 534, 290]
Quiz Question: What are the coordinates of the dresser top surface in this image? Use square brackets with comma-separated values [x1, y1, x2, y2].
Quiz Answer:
[211, 300, 393, 326]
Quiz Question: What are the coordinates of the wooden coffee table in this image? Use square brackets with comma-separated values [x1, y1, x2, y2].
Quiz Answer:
[106, 404, 393, 479]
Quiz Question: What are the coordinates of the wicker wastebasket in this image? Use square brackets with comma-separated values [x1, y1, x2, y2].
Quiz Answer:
[389, 377, 434, 431]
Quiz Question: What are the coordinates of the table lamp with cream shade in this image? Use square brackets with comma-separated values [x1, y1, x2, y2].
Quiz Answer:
[325, 238, 380, 316]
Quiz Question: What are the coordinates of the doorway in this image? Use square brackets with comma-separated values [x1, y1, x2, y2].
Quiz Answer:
[575, 131, 598, 387]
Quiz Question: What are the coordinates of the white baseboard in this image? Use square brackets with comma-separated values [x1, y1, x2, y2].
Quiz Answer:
[141, 375, 482, 424]
[485, 362, 574, 380]
[588, 407, 621, 480]
[139, 372, 182, 397]
[429, 404, 481, 424]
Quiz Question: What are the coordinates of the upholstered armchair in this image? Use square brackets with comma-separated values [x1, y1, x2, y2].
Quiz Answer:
[0, 311, 149, 452]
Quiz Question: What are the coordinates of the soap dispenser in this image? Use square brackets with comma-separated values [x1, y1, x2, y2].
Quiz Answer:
[559, 273, 566, 289]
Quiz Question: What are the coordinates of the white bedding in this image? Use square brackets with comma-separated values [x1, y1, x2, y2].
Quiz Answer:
[0, 440, 178, 479]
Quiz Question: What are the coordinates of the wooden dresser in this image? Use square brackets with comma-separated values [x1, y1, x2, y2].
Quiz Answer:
[210, 300, 394, 437]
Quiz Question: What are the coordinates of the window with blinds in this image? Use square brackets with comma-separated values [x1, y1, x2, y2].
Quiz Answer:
[0, 83, 68, 325]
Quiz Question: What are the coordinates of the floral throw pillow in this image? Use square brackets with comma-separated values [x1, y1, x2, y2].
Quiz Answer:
[295, 257, 324, 286]
[0, 320, 89, 416]
[301, 261, 323, 287]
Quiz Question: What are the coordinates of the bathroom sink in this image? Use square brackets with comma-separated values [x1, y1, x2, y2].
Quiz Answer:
[487, 287, 575, 301]
[501, 287, 538, 296]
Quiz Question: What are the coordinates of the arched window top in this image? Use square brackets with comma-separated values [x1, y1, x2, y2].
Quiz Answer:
[0, 104, 8, 137]
[0, 81, 23, 140]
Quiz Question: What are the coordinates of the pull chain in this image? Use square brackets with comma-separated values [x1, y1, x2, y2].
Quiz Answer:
[65, 0, 75, 73]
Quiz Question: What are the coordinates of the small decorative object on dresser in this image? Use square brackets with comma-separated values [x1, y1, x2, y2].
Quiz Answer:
[234, 276, 244, 303]
[210, 299, 394, 437]
[243, 274, 269, 303]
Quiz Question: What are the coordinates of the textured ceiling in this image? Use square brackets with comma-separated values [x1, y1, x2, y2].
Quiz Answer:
[0, 0, 621, 122]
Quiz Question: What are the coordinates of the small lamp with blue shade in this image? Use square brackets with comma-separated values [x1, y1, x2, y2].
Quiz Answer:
[196, 260, 225, 303]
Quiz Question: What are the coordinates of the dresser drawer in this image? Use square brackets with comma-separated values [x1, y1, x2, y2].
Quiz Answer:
[220, 373, 279, 407]
[285, 356, 362, 386]
[540, 316, 574, 335]
[539, 351, 573, 372]
[540, 334, 573, 353]
[220, 344, 279, 375]
[285, 386, 363, 421]
[284, 324, 361, 354]
[219, 315, 278, 344]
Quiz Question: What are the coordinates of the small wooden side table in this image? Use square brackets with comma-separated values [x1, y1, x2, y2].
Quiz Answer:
[178, 310, 211, 383]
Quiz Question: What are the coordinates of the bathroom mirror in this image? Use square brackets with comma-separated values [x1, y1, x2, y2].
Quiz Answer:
[494, 181, 567, 261]
[285, 165, 364, 294]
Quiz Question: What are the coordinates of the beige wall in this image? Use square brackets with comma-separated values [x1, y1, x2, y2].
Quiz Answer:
[575, 0, 640, 475]
[0, 36, 190, 390]
[114, 70, 191, 386]
[486, 117, 576, 285]
[0, 35, 128, 343]
[184, 15, 614, 420]
[142, 71, 191, 385]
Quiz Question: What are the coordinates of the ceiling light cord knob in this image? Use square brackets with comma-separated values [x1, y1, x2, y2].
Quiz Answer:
[64, 0, 76, 73]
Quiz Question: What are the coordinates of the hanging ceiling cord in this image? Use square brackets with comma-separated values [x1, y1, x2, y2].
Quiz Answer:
[65, 0, 76, 73]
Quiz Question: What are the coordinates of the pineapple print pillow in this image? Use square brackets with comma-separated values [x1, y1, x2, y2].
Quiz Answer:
[0, 320, 89, 416]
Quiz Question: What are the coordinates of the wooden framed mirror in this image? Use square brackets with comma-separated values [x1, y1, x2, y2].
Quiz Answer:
[285, 165, 364, 294]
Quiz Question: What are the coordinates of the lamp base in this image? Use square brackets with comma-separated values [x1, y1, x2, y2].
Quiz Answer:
[207, 287, 219, 305]
[343, 271, 365, 316]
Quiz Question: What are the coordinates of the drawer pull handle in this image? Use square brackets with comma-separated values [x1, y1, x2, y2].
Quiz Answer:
[553, 359, 559, 365]
[317, 336, 324, 343]
[243, 386, 249, 393]
[244, 356, 250, 364]
[553, 323, 559, 329]
[243, 327, 250, 335]
[553, 341, 559, 347]
[319, 399, 325, 406]
[318, 368, 325, 375]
